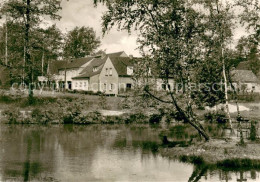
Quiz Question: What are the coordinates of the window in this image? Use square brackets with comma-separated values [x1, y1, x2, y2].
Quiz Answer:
[109, 83, 114, 91]
[80, 82, 82, 87]
[162, 84, 166, 90]
[104, 83, 107, 91]
[105, 68, 109, 76]
[93, 66, 98, 72]
[252, 86, 256, 90]
[84, 82, 87, 87]
[126, 83, 132, 90]
[127, 66, 134, 75]
[109, 68, 113, 76]
[75, 82, 78, 88]
[168, 84, 171, 90]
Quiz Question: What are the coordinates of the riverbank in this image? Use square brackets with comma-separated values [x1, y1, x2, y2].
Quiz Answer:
[159, 138, 260, 169]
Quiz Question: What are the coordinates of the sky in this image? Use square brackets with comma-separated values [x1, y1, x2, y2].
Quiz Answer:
[55, 0, 248, 55]
[0, 0, 249, 56]
[54, 0, 141, 57]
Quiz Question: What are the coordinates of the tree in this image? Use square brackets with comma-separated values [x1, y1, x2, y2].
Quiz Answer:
[63, 26, 101, 59]
[30, 25, 64, 78]
[237, 0, 260, 43]
[94, 0, 211, 141]
[0, 21, 25, 82]
[198, 0, 235, 130]
[0, 0, 62, 97]
[0, 23, 64, 84]
[237, 0, 260, 75]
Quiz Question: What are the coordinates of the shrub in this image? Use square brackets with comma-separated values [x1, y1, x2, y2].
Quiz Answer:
[85, 111, 103, 123]
[250, 121, 257, 141]
[149, 114, 162, 124]
[3, 108, 22, 124]
[3, 108, 33, 124]
[103, 116, 123, 123]
[204, 111, 227, 124]
[98, 93, 109, 109]
[0, 95, 15, 104]
[124, 112, 148, 124]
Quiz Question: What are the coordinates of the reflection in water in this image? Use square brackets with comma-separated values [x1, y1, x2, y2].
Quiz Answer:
[188, 165, 208, 182]
[0, 124, 259, 181]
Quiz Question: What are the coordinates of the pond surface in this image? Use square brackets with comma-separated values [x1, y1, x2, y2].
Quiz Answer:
[0, 124, 259, 182]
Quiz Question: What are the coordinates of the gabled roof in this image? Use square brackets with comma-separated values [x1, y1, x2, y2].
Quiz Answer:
[72, 56, 108, 79]
[109, 57, 136, 77]
[236, 61, 250, 70]
[107, 51, 127, 57]
[231, 70, 259, 83]
[64, 57, 94, 69]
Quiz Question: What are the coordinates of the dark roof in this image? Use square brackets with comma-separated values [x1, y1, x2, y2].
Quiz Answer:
[64, 57, 94, 69]
[109, 57, 136, 77]
[231, 70, 259, 83]
[72, 56, 107, 79]
[236, 61, 250, 70]
[49, 61, 68, 74]
[49, 57, 93, 74]
[107, 51, 127, 57]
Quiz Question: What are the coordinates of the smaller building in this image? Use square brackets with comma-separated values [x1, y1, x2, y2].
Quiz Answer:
[231, 69, 260, 93]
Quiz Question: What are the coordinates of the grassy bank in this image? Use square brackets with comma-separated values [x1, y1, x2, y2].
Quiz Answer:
[159, 138, 260, 169]
[0, 90, 162, 124]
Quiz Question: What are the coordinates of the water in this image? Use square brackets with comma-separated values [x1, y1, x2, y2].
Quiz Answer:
[0, 124, 259, 182]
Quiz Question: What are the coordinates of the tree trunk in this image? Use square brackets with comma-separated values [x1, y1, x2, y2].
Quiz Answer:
[172, 97, 210, 141]
[41, 51, 44, 76]
[221, 48, 233, 130]
[25, 0, 33, 98]
[5, 19, 8, 65]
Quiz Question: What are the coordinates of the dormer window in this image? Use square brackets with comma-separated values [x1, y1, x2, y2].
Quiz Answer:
[93, 66, 98, 72]
[127, 66, 134, 75]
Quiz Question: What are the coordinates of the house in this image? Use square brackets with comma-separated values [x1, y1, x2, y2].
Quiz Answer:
[43, 51, 175, 95]
[231, 69, 260, 93]
[57, 57, 94, 89]
[236, 61, 260, 79]
[72, 52, 135, 95]
[39, 57, 94, 89]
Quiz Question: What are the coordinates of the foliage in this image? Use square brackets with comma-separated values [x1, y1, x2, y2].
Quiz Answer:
[124, 112, 149, 124]
[93, 0, 239, 141]
[98, 93, 109, 109]
[0, 0, 62, 84]
[204, 111, 227, 124]
[2, 108, 22, 124]
[250, 121, 258, 141]
[149, 114, 162, 124]
[63, 26, 100, 59]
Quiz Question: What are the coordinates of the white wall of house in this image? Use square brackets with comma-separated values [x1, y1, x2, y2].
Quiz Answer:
[118, 77, 134, 93]
[233, 82, 260, 93]
[72, 79, 89, 91]
[58, 68, 86, 89]
[156, 78, 175, 91]
[89, 74, 100, 92]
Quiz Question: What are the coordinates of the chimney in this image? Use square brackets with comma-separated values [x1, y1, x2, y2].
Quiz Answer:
[101, 52, 106, 58]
